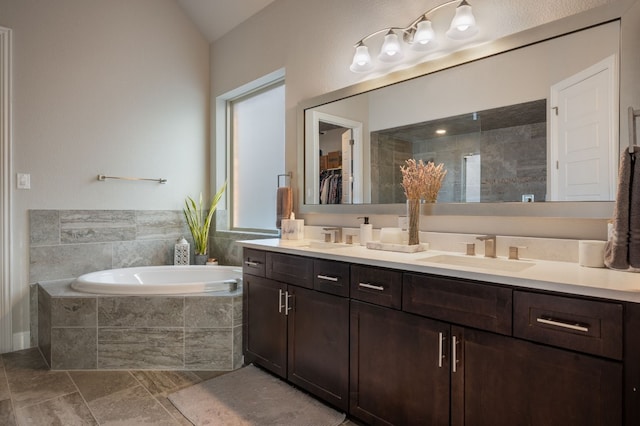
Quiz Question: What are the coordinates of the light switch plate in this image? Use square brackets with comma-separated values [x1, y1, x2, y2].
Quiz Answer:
[17, 173, 30, 189]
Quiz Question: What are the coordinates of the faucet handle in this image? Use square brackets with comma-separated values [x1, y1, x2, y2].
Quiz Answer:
[458, 242, 476, 256]
[508, 246, 527, 260]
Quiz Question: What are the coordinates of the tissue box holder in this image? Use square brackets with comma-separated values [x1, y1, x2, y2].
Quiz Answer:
[281, 219, 304, 240]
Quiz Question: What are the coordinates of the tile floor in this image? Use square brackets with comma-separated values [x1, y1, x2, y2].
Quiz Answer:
[0, 347, 358, 425]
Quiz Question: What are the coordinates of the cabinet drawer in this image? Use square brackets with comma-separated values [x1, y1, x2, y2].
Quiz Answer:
[314, 259, 350, 297]
[351, 265, 402, 309]
[513, 291, 623, 360]
[403, 273, 512, 335]
[243, 248, 266, 277]
[266, 252, 313, 288]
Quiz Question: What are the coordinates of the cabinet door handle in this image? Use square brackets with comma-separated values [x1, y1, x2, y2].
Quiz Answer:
[438, 332, 446, 368]
[285, 291, 293, 315]
[452, 336, 459, 373]
[317, 274, 339, 282]
[244, 260, 260, 267]
[278, 289, 285, 313]
[358, 282, 384, 291]
[536, 316, 589, 333]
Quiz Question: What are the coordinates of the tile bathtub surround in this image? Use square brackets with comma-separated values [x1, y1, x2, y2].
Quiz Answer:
[37, 281, 243, 371]
[29, 209, 194, 285]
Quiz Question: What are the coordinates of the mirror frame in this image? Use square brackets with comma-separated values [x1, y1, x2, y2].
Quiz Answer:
[297, 0, 640, 218]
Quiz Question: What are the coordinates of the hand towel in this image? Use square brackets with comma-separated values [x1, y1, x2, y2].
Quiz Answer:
[605, 148, 636, 270]
[276, 187, 292, 229]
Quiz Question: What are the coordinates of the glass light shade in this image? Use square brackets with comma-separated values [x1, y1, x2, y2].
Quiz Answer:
[412, 19, 437, 51]
[446, 2, 478, 40]
[378, 31, 404, 62]
[350, 44, 374, 72]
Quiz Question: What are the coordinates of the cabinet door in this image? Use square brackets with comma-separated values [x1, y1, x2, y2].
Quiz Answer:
[243, 274, 287, 378]
[451, 327, 622, 426]
[350, 301, 450, 426]
[288, 286, 349, 411]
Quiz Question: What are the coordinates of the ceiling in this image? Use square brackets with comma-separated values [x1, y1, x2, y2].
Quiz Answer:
[176, 0, 276, 42]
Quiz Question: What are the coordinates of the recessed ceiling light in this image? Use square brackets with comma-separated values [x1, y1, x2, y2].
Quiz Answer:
[436, 129, 447, 135]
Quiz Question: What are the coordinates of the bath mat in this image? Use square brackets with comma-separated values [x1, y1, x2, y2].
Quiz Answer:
[168, 364, 346, 426]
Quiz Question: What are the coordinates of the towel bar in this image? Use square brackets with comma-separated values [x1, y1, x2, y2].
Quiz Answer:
[629, 106, 640, 154]
[277, 172, 292, 188]
[97, 175, 167, 184]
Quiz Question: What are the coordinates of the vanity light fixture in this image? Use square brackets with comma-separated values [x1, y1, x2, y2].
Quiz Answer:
[350, 0, 479, 73]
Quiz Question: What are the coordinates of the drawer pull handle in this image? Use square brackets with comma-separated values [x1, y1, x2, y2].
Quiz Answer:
[359, 282, 385, 291]
[244, 260, 260, 267]
[536, 316, 589, 333]
[278, 289, 285, 313]
[317, 274, 339, 282]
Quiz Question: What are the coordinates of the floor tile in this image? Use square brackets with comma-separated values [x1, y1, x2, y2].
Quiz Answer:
[0, 398, 16, 425]
[130, 370, 201, 396]
[6, 369, 76, 410]
[2, 348, 48, 372]
[87, 384, 178, 425]
[68, 370, 138, 403]
[15, 392, 97, 426]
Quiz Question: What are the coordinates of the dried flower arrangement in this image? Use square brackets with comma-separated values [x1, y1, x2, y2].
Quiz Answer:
[400, 159, 447, 202]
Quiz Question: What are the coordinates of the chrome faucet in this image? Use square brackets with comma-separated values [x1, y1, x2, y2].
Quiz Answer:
[476, 235, 497, 258]
[321, 227, 342, 243]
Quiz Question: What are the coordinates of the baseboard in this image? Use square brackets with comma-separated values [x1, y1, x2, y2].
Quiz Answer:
[13, 331, 30, 351]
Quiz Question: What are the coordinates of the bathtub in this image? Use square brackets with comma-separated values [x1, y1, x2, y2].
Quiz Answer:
[71, 265, 242, 295]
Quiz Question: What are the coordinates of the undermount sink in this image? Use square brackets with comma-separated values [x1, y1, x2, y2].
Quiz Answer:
[418, 254, 534, 272]
[304, 241, 353, 250]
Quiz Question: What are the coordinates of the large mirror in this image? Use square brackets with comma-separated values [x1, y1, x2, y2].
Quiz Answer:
[299, 0, 640, 217]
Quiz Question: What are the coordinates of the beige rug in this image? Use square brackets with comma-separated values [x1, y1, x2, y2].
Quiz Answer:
[168, 365, 346, 426]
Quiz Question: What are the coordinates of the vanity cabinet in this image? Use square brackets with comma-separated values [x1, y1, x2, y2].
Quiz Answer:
[243, 247, 635, 425]
[350, 300, 450, 425]
[242, 249, 349, 410]
[450, 326, 622, 426]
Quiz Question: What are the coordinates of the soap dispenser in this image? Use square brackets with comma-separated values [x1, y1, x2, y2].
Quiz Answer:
[358, 216, 373, 247]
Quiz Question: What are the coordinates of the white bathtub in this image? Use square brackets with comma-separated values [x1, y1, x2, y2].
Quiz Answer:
[71, 265, 242, 295]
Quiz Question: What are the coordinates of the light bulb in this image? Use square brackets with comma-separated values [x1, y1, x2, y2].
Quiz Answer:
[447, 0, 478, 40]
[350, 44, 373, 72]
[378, 31, 404, 62]
[414, 20, 435, 45]
[412, 19, 437, 51]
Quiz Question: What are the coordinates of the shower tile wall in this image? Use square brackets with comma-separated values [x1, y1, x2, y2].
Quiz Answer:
[370, 133, 412, 204]
[372, 123, 546, 203]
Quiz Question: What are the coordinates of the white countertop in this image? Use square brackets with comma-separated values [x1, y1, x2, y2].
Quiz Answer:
[240, 238, 640, 303]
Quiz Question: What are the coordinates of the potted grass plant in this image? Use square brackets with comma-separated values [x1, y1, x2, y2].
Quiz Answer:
[183, 181, 227, 264]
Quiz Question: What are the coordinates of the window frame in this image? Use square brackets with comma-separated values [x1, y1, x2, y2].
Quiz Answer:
[215, 69, 285, 235]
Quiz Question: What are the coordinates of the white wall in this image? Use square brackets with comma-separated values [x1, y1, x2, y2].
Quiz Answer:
[0, 0, 210, 347]
[210, 0, 616, 233]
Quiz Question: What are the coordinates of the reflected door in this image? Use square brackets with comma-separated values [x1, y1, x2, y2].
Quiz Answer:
[550, 55, 617, 201]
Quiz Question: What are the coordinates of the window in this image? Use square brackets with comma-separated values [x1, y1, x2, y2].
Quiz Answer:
[224, 75, 285, 232]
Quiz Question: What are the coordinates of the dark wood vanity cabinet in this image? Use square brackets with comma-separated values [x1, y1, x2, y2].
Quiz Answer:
[350, 300, 450, 425]
[242, 250, 349, 411]
[243, 247, 635, 425]
[451, 326, 622, 426]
